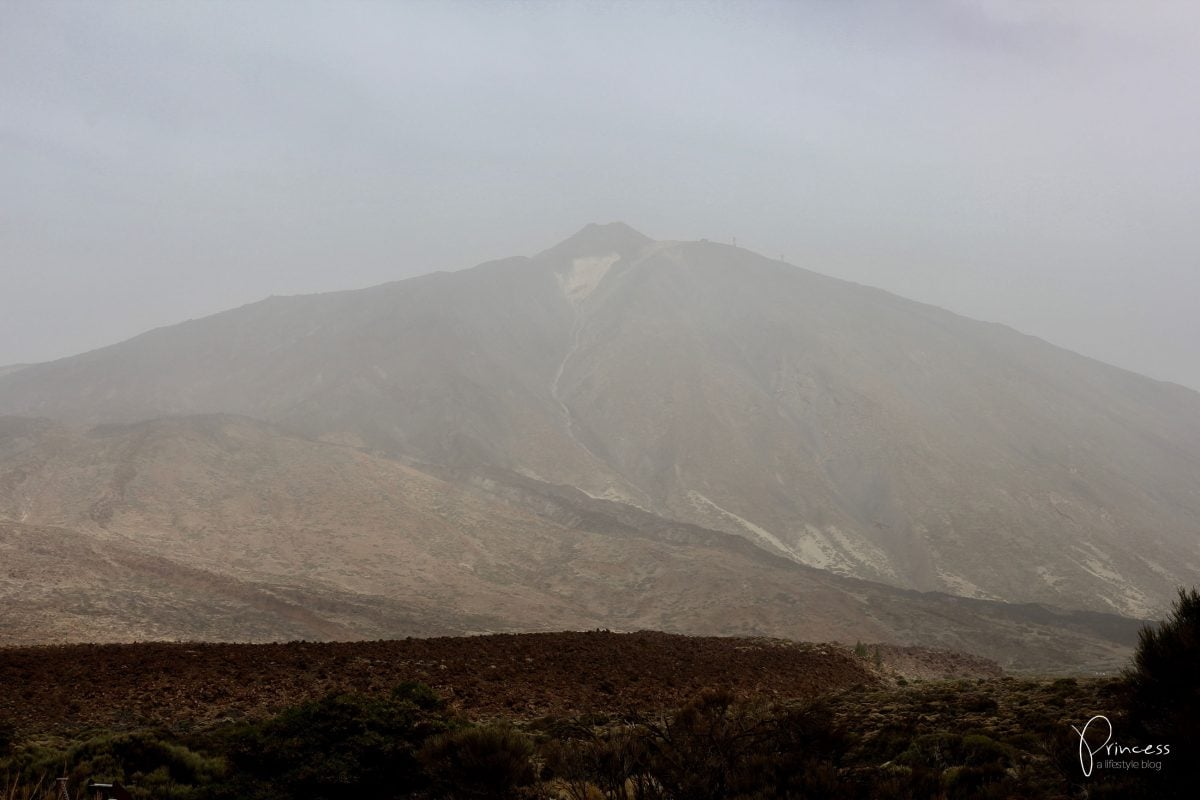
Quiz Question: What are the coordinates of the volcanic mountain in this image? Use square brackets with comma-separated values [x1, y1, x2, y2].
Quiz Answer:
[1, 223, 1198, 621]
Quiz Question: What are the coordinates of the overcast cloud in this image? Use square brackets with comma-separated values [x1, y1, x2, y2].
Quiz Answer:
[2, 1, 1198, 389]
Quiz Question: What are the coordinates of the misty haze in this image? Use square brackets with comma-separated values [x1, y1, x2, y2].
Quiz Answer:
[2, 2, 1198, 799]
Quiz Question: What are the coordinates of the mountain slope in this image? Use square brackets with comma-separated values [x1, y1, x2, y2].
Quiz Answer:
[1, 224, 1198, 615]
[0, 415, 1141, 671]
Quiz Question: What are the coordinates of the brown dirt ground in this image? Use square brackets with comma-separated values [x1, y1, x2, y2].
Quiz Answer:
[0, 631, 883, 735]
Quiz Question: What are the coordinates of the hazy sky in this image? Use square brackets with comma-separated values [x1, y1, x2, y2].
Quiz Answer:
[3, 1, 1199, 389]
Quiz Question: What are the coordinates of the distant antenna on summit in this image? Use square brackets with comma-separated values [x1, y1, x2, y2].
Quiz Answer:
[732, 236, 737, 248]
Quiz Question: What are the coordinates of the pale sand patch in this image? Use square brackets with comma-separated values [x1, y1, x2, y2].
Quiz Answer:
[557, 253, 620, 306]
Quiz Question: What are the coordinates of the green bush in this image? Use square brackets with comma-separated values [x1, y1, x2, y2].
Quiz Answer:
[1114, 586, 1200, 799]
[219, 683, 453, 800]
[959, 734, 1011, 767]
[2, 731, 222, 800]
[1124, 587, 1200, 744]
[958, 692, 999, 714]
[419, 725, 535, 799]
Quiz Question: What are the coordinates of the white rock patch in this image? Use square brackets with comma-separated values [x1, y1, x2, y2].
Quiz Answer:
[557, 253, 619, 306]
[688, 491, 794, 558]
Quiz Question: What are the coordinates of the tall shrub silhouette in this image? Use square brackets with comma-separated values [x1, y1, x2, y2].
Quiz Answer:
[1123, 586, 1200, 749]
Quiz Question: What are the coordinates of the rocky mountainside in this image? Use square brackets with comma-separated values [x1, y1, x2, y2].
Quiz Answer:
[0, 414, 1141, 671]
[1, 224, 1196, 617]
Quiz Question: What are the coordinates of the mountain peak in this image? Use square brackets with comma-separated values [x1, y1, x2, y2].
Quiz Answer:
[539, 222, 653, 261]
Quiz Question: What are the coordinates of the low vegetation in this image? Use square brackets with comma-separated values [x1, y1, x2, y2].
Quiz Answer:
[1, 590, 1194, 798]
[0, 676, 1183, 799]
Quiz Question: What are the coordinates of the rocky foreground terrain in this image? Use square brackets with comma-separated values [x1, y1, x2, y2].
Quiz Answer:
[0, 631, 1004, 736]
[2, 632, 1168, 799]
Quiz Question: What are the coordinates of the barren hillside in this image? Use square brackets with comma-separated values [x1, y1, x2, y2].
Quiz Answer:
[2, 225, 1197, 617]
[0, 415, 1142, 671]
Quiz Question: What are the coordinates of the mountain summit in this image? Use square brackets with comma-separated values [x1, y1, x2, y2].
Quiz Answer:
[538, 222, 654, 261]
[1, 227, 1198, 619]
